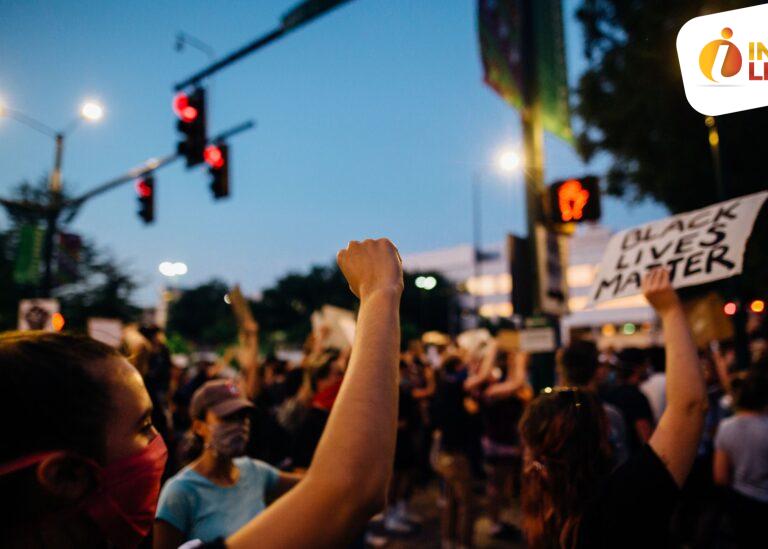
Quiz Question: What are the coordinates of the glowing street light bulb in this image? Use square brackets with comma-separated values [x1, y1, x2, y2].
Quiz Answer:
[80, 101, 104, 121]
[496, 149, 521, 173]
[159, 261, 188, 277]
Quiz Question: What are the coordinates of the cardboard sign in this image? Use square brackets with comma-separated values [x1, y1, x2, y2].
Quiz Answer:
[683, 292, 734, 348]
[497, 328, 557, 354]
[18, 299, 59, 331]
[590, 191, 768, 304]
[87, 318, 124, 348]
[311, 305, 356, 350]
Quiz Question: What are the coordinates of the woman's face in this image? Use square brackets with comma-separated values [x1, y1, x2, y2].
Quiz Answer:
[103, 357, 158, 463]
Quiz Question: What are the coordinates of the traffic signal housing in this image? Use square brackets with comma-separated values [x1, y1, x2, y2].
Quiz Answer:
[173, 88, 207, 167]
[548, 176, 601, 224]
[136, 175, 155, 224]
[205, 144, 229, 199]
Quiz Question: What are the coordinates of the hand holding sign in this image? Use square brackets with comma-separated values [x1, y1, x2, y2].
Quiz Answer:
[642, 268, 681, 316]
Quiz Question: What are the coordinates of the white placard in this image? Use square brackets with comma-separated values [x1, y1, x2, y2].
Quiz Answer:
[519, 327, 557, 353]
[87, 318, 124, 348]
[590, 191, 768, 305]
[17, 299, 59, 331]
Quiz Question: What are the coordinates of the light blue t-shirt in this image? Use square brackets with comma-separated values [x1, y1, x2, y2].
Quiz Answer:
[715, 413, 768, 502]
[156, 457, 280, 543]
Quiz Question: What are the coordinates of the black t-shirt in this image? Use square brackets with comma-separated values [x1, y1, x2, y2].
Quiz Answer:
[433, 370, 474, 453]
[602, 385, 654, 453]
[576, 444, 679, 548]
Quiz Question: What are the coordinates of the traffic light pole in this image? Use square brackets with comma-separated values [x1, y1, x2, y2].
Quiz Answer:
[173, 0, 355, 91]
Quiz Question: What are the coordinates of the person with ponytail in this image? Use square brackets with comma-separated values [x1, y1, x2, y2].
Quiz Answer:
[153, 379, 303, 548]
[519, 268, 706, 549]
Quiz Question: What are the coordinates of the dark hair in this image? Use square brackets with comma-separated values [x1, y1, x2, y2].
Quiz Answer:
[559, 340, 599, 387]
[646, 346, 666, 374]
[615, 347, 647, 381]
[441, 356, 464, 373]
[519, 389, 612, 549]
[731, 366, 768, 412]
[0, 331, 120, 463]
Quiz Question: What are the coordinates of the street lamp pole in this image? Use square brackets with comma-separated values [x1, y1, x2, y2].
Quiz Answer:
[472, 172, 482, 318]
[0, 100, 104, 297]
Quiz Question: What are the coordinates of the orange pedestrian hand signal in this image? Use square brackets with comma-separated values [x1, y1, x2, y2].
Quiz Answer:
[549, 176, 601, 225]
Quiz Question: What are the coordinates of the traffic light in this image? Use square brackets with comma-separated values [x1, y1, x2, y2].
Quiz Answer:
[548, 176, 601, 224]
[136, 175, 155, 223]
[205, 143, 229, 199]
[173, 88, 207, 167]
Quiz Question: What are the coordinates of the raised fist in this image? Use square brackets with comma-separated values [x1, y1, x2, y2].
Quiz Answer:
[337, 238, 403, 300]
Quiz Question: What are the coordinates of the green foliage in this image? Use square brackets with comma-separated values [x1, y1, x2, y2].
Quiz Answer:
[575, 0, 768, 294]
[170, 264, 459, 348]
[166, 280, 238, 346]
[0, 178, 140, 330]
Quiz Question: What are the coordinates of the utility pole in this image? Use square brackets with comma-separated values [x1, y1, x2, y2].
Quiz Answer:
[519, 0, 545, 316]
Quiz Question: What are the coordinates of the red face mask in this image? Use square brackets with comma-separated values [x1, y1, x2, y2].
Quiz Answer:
[0, 434, 168, 548]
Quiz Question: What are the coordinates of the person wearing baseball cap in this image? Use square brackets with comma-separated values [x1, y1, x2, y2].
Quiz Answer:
[154, 379, 303, 548]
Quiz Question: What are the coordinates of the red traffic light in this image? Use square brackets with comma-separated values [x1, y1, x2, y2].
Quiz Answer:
[173, 92, 198, 123]
[724, 302, 737, 316]
[204, 145, 225, 169]
[135, 178, 153, 198]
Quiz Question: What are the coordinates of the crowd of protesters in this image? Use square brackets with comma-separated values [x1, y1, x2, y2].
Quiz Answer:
[0, 239, 766, 548]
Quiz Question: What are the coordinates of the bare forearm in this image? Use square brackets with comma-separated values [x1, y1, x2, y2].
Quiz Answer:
[308, 289, 400, 498]
[661, 306, 705, 412]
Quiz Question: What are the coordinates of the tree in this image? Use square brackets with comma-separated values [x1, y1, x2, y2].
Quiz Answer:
[575, 0, 768, 293]
[169, 263, 459, 350]
[0, 178, 140, 330]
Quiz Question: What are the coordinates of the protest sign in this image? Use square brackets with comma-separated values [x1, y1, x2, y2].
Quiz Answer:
[87, 318, 124, 348]
[17, 299, 59, 331]
[497, 328, 557, 354]
[589, 191, 768, 305]
[311, 305, 356, 349]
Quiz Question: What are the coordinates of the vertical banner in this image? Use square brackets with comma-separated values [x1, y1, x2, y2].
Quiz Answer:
[589, 191, 768, 304]
[13, 224, 45, 286]
[478, 0, 573, 143]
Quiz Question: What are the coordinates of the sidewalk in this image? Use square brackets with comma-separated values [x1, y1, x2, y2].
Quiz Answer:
[367, 482, 525, 548]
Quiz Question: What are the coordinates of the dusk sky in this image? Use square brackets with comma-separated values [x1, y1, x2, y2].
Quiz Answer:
[0, 0, 666, 305]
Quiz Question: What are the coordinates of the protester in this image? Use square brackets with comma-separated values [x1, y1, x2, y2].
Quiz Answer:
[432, 354, 477, 548]
[0, 237, 404, 549]
[519, 268, 706, 548]
[154, 380, 303, 548]
[557, 338, 630, 468]
[601, 347, 655, 455]
[713, 365, 768, 547]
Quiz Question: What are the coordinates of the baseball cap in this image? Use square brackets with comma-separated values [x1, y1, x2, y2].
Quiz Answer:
[190, 379, 254, 420]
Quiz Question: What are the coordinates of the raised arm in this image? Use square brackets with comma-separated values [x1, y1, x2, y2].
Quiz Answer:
[227, 239, 403, 549]
[646, 268, 707, 487]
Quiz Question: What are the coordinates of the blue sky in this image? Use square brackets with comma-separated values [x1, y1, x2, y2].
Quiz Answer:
[0, 0, 665, 304]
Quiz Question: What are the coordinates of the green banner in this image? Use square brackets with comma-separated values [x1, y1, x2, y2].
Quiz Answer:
[478, 0, 573, 143]
[13, 224, 45, 286]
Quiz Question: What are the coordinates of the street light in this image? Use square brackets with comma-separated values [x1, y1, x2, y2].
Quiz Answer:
[159, 261, 188, 277]
[80, 101, 104, 122]
[471, 145, 522, 321]
[496, 148, 521, 173]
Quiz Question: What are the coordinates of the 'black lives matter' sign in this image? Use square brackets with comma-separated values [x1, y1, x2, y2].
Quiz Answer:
[589, 191, 768, 305]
